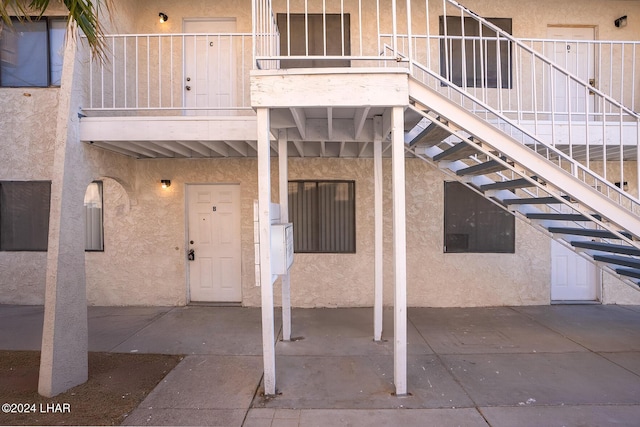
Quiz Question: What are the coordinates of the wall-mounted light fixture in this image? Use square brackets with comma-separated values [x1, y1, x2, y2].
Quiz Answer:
[615, 181, 629, 191]
[615, 15, 627, 28]
[159, 12, 168, 23]
[161, 179, 171, 189]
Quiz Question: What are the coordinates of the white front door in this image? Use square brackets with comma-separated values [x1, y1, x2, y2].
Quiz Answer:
[187, 184, 242, 302]
[551, 205, 598, 301]
[183, 19, 236, 114]
[546, 26, 596, 114]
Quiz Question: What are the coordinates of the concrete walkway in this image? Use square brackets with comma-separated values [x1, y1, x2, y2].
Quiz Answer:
[1, 304, 640, 426]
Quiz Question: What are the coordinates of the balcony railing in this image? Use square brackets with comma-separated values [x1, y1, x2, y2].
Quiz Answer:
[521, 38, 640, 113]
[85, 33, 253, 115]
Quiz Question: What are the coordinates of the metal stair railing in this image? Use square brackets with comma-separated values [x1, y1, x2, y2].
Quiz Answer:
[393, 0, 640, 205]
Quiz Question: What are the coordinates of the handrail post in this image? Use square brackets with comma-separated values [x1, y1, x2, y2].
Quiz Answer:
[252, 0, 257, 69]
[392, 0, 397, 57]
[406, 0, 413, 73]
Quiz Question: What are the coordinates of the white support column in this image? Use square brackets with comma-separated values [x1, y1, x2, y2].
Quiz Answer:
[373, 116, 384, 342]
[391, 106, 407, 396]
[278, 129, 292, 342]
[258, 108, 276, 396]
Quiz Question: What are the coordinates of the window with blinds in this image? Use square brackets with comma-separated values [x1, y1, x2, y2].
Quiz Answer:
[84, 181, 104, 251]
[288, 180, 355, 253]
[0, 181, 51, 251]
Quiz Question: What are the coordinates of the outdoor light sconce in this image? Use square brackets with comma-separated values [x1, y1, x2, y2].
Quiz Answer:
[615, 181, 629, 191]
[615, 15, 627, 28]
[159, 12, 168, 23]
[161, 179, 171, 189]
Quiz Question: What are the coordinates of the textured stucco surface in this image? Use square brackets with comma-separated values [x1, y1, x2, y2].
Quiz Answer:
[82, 157, 554, 308]
[1, 0, 640, 307]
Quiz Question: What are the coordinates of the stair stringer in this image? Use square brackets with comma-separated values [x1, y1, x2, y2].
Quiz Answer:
[406, 78, 640, 292]
[408, 78, 640, 240]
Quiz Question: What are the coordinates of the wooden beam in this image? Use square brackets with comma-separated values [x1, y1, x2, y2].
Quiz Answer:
[199, 141, 230, 157]
[224, 140, 249, 157]
[293, 140, 305, 157]
[108, 141, 158, 158]
[327, 107, 334, 140]
[354, 106, 371, 139]
[382, 108, 393, 141]
[290, 107, 307, 139]
[339, 141, 346, 158]
[320, 141, 326, 157]
[278, 129, 291, 342]
[257, 108, 276, 396]
[155, 141, 193, 157]
[176, 141, 211, 157]
[391, 106, 407, 396]
[373, 115, 384, 342]
[358, 141, 370, 158]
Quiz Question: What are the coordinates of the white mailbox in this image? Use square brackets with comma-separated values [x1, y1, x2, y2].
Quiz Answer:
[271, 223, 294, 275]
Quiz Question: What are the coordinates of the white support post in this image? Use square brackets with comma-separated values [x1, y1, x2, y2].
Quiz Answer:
[258, 108, 276, 396]
[373, 116, 384, 342]
[278, 129, 292, 342]
[391, 106, 407, 396]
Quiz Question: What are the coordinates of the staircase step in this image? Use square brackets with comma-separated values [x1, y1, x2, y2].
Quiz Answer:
[480, 177, 536, 191]
[457, 159, 509, 176]
[615, 268, 640, 281]
[571, 241, 640, 256]
[433, 142, 479, 161]
[409, 122, 453, 147]
[526, 213, 600, 221]
[593, 254, 640, 269]
[503, 196, 570, 205]
[547, 227, 632, 239]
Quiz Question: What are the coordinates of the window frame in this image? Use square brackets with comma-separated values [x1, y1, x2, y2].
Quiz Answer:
[443, 181, 515, 254]
[84, 181, 104, 252]
[0, 16, 67, 88]
[0, 180, 51, 252]
[288, 180, 356, 254]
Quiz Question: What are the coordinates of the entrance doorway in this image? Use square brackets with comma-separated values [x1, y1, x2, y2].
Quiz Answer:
[550, 204, 599, 301]
[183, 18, 237, 114]
[187, 184, 241, 302]
[546, 26, 596, 115]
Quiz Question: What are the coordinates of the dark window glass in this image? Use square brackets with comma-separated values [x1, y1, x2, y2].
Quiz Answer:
[439, 16, 512, 88]
[277, 13, 351, 68]
[444, 181, 514, 253]
[288, 180, 355, 253]
[0, 17, 66, 87]
[0, 181, 51, 251]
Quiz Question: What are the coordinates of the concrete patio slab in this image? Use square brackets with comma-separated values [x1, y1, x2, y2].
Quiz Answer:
[123, 355, 263, 426]
[408, 307, 586, 354]
[599, 351, 640, 376]
[442, 352, 640, 406]
[480, 404, 640, 427]
[253, 353, 474, 409]
[245, 408, 488, 427]
[112, 306, 281, 355]
[514, 305, 640, 352]
[2, 304, 640, 426]
[279, 308, 431, 356]
[0, 305, 44, 350]
[88, 306, 172, 351]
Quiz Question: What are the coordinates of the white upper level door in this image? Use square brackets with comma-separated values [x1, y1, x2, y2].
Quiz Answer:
[183, 19, 236, 115]
[546, 26, 596, 116]
[187, 184, 242, 303]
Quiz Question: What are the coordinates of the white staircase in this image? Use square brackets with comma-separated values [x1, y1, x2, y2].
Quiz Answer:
[401, 0, 640, 291]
